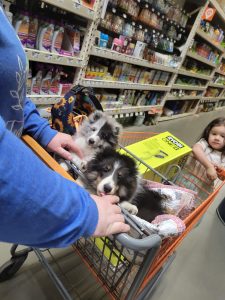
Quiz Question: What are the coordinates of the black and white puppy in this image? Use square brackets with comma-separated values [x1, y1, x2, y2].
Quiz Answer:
[60, 111, 121, 171]
[84, 148, 165, 223]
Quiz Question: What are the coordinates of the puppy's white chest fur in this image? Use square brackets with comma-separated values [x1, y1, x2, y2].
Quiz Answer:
[73, 135, 93, 158]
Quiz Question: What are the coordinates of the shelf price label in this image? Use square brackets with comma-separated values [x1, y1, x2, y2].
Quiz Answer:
[72, 0, 81, 9]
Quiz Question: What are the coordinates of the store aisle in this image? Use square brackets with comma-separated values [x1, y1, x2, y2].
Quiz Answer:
[1, 110, 225, 300]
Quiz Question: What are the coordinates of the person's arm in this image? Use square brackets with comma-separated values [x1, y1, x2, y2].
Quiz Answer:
[0, 117, 129, 248]
[192, 142, 217, 180]
[23, 97, 57, 147]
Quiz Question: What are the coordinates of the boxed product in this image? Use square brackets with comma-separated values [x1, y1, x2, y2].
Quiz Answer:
[123, 132, 192, 181]
[133, 41, 146, 58]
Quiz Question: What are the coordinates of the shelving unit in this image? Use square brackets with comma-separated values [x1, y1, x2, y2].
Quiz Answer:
[159, 0, 225, 121]
[25, 48, 85, 67]
[42, 0, 96, 20]
[90, 46, 177, 73]
[195, 28, 225, 53]
[186, 50, 217, 67]
[6, 0, 225, 124]
[29, 95, 62, 105]
[80, 78, 171, 91]
[178, 69, 212, 80]
[159, 111, 194, 122]
[104, 104, 162, 116]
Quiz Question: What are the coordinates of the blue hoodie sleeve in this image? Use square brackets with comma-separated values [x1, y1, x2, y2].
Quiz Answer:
[0, 116, 98, 248]
[23, 97, 57, 147]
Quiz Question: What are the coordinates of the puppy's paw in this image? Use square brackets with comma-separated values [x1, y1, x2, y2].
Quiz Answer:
[80, 161, 87, 172]
[120, 201, 138, 215]
[60, 161, 69, 172]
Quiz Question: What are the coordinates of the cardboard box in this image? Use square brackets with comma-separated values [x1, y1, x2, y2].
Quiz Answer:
[123, 132, 192, 181]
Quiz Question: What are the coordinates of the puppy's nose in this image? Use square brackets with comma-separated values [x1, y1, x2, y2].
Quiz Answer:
[104, 184, 112, 194]
[88, 138, 95, 145]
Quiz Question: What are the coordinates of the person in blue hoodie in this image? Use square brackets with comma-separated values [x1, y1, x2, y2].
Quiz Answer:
[0, 4, 130, 248]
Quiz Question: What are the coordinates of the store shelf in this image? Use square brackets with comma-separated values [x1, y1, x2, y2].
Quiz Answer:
[90, 46, 178, 73]
[166, 95, 201, 100]
[80, 78, 171, 90]
[25, 0, 225, 125]
[208, 83, 225, 88]
[104, 105, 162, 116]
[196, 28, 225, 53]
[186, 50, 216, 67]
[159, 112, 195, 122]
[172, 84, 206, 91]
[210, 0, 225, 23]
[216, 106, 225, 110]
[29, 95, 62, 105]
[42, 0, 95, 20]
[25, 48, 84, 67]
[215, 69, 225, 76]
[201, 97, 219, 102]
[178, 69, 212, 80]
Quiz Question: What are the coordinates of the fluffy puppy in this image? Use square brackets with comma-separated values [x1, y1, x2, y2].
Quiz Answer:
[84, 148, 165, 222]
[60, 111, 121, 171]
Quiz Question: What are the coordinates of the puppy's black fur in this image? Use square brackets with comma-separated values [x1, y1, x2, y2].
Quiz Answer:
[84, 148, 165, 222]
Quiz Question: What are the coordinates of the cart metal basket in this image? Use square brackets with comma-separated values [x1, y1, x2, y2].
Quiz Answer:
[1, 132, 224, 300]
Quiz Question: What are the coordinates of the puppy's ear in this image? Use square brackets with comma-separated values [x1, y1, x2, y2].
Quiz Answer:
[85, 171, 98, 181]
[89, 111, 102, 123]
[114, 123, 122, 136]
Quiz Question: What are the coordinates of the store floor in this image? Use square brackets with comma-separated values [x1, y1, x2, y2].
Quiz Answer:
[1, 110, 225, 300]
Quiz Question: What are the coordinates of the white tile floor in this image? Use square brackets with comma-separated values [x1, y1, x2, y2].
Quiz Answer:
[1, 110, 225, 300]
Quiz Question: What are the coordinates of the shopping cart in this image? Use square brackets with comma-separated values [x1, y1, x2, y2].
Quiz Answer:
[0, 132, 224, 300]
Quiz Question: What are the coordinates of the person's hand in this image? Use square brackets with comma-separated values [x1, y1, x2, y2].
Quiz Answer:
[91, 194, 130, 236]
[206, 165, 217, 181]
[215, 165, 225, 181]
[47, 132, 83, 160]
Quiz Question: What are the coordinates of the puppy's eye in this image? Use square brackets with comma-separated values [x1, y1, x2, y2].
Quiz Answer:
[118, 172, 122, 178]
[92, 127, 96, 132]
[101, 133, 107, 139]
[98, 145, 103, 149]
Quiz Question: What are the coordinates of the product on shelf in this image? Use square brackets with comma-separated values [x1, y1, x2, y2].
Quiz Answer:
[12, 7, 82, 57]
[86, 56, 172, 86]
[190, 40, 220, 65]
[100, 0, 189, 56]
[81, 0, 96, 9]
[27, 62, 73, 96]
[13, 12, 30, 46]
[169, 89, 202, 98]
[51, 24, 64, 54]
[205, 87, 222, 97]
[182, 57, 212, 75]
[218, 61, 225, 73]
[200, 19, 225, 48]
[197, 101, 216, 113]
[213, 74, 225, 85]
[61, 25, 81, 56]
[218, 99, 225, 108]
[163, 98, 198, 116]
[175, 75, 205, 87]
[92, 88, 163, 110]
[26, 15, 39, 49]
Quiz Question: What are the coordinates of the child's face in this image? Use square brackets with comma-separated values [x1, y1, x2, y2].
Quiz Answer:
[208, 125, 225, 150]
